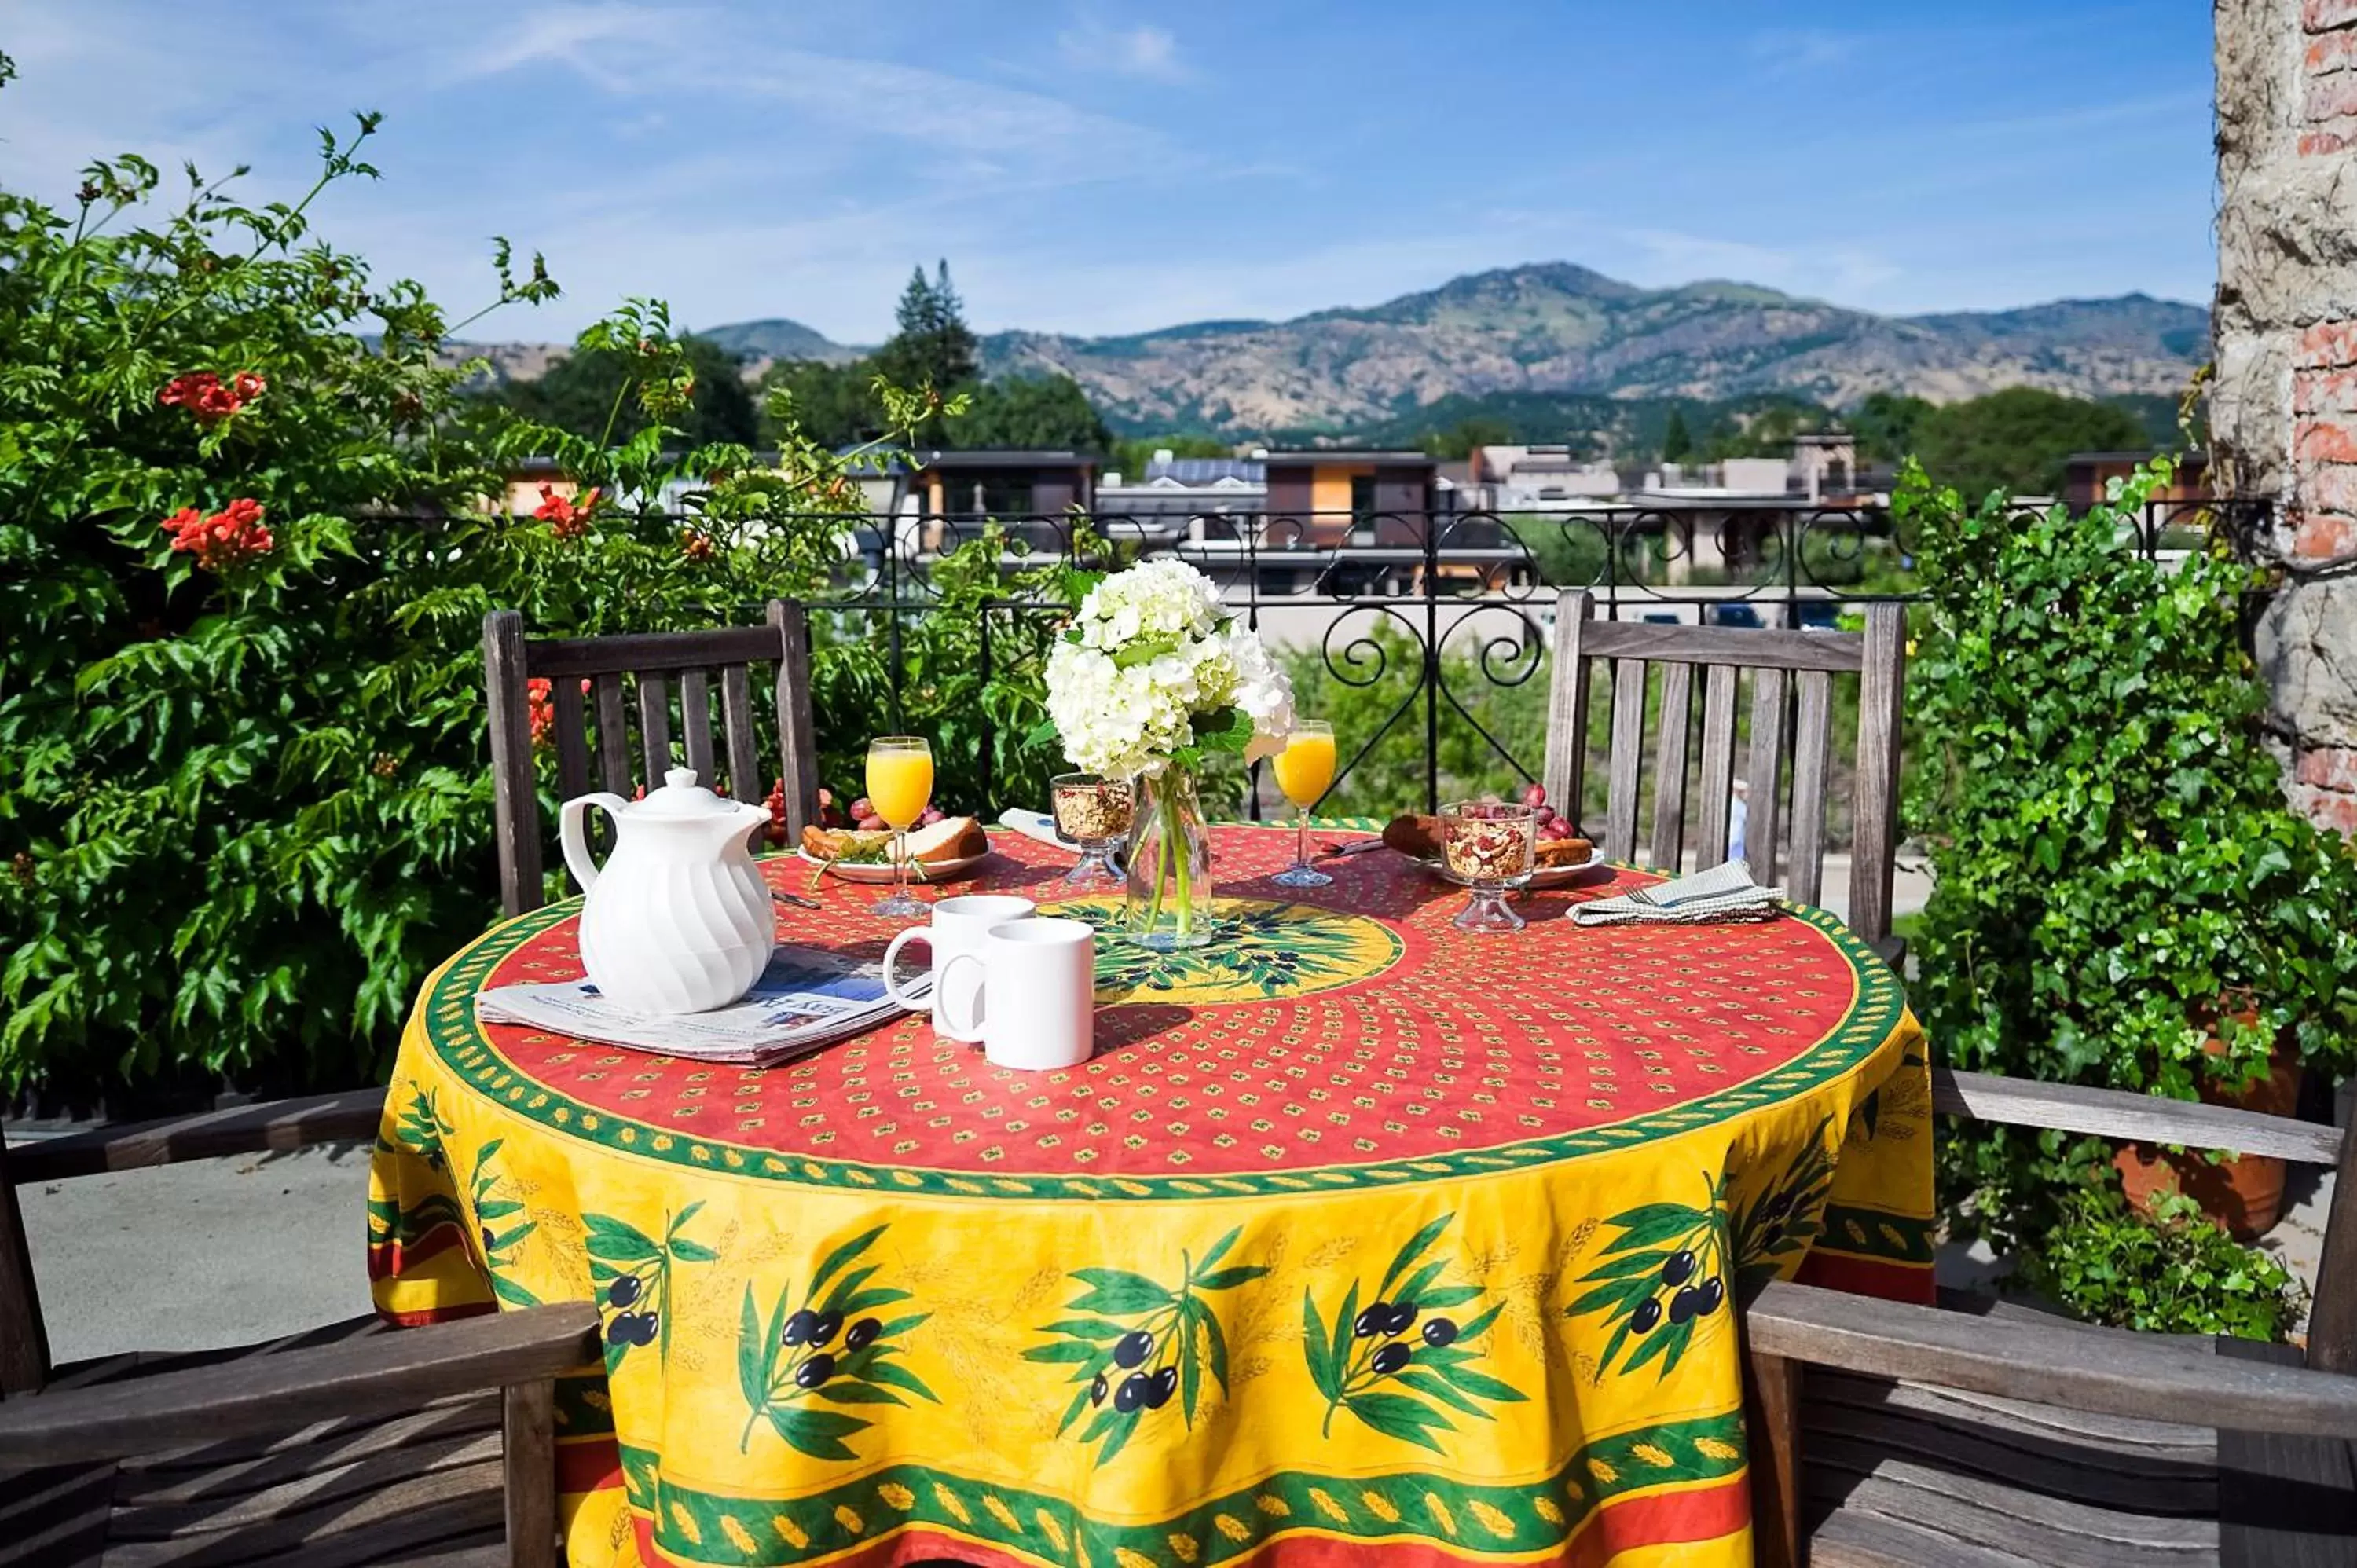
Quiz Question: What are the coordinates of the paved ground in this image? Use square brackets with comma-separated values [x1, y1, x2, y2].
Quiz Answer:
[14, 1137, 379, 1364]
[19, 1132, 2332, 1363]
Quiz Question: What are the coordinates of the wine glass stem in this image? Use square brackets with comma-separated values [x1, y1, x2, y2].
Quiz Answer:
[1294, 805, 1310, 870]
[893, 828, 909, 903]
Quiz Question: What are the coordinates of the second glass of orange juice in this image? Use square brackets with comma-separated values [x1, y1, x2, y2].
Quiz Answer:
[866, 736, 934, 919]
[1270, 720, 1336, 888]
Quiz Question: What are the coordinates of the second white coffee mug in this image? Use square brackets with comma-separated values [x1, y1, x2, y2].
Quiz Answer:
[936, 918, 1097, 1071]
[880, 894, 1037, 1042]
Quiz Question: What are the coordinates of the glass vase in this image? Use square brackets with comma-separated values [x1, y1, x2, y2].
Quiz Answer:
[1124, 767, 1214, 950]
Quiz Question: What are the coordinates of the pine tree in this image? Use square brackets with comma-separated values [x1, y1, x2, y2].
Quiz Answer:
[875, 258, 977, 393]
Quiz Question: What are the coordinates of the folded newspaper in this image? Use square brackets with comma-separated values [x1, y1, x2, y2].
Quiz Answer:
[476, 945, 924, 1065]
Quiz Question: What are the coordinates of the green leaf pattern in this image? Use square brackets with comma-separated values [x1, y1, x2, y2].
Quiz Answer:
[736, 1224, 937, 1460]
[1303, 1212, 1524, 1453]
[1023, 1226, 1267, 1466]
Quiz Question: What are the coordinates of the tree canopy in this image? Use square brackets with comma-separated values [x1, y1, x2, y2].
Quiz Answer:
[1910, 387, 2150, 501]
[497, 334, 759, 448]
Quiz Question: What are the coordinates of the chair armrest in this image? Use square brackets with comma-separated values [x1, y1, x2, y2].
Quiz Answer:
[1930, 1068, 2344, 1165]
[9, 1089, 388, 1183]
[1747, 1280, 2357, 1437]
[0, 1302, 599, 1465]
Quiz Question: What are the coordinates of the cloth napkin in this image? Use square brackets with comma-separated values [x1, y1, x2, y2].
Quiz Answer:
[1570, 860, 1785, 927]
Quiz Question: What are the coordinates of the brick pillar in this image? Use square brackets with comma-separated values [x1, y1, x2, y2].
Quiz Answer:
[2216, 0, 2357, 835]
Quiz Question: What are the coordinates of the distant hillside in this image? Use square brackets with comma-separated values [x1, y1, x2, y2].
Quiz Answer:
[467, 262, 2208, 438]
[695, 317, 866, 367]
[967, 262, 2208, 435]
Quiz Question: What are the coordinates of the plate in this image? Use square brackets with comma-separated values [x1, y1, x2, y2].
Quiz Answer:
[794, 847, 992, 885]
[1416, 846, 1603, 888]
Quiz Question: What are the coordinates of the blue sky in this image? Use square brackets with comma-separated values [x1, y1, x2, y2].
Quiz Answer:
[0, 2, 2215, 343]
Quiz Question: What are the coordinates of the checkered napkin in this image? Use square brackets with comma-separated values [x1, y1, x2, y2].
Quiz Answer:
[1570, 860, 1785, 927]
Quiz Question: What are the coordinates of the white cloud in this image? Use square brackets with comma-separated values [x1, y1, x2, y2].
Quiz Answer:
[1057, 16, 1189, 83]
[448, 3, 681, 92]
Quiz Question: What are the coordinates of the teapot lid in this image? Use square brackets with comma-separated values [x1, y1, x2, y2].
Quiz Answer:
[633, 767, 739, 819]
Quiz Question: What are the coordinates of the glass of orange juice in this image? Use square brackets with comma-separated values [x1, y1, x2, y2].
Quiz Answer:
[866, 736, 935, 919]
[1270, 720, 1336, 888]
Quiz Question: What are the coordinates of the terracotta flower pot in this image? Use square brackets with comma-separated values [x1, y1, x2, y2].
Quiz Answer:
[2113, 1005, 2301, 1242]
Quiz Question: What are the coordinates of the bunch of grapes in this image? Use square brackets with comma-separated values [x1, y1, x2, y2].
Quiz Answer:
[1519, 782, 1582, 841]
[845, 796, 946, 833]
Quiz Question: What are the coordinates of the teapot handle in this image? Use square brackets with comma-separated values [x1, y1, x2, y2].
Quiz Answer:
[559, 793, 630, 892]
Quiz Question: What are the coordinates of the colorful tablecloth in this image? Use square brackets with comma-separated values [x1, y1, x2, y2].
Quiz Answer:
[369, 824, 1930, 1568]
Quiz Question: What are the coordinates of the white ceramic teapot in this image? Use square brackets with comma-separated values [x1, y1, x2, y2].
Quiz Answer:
[559, 768, 775, 1013]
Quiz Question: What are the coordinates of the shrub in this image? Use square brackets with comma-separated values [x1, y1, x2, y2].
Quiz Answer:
[2019, 1190, 2305, 1342]
[1903, 455, 2357, 1292]
[0, 108, 1073, 1101]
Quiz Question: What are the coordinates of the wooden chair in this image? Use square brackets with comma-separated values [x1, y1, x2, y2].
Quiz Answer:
[482, 601, 823, 917]
[1542, 590, 1906, 950]
[1743, 1072, 2357, 1566]
[0, 1100, 599, 1567]
[1542, 591, 2357, 1560]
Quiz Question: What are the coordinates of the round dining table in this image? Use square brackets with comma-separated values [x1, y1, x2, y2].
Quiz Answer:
[370, 822, 1930, 1568]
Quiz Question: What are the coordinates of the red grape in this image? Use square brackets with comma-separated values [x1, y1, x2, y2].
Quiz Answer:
[1520, 782, 1548, 809]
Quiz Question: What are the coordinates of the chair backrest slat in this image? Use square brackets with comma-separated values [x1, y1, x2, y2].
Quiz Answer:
[482, 611, 544, 920]
[1547, 592, 1905, 943]
[592, 675, 631, 797]
[0, 1138, 49, 1395]
[680, 670, 716, 786]
[552, 676, 590, 804]
[1648, 660, 1694, 873]
[1746, 665, 1789, 889]
[636, 673, 672, 784]
[1849, 605, 1908, 945]
[1693, 664, 1739, 867]
[1542, 593, 1596, 815]
[1604, 658, 1648, 863]
[486, 603, 820, 915]
[770, 601, 823, 833]
[1787, 669, 1834, 907]
[721, 665, 762, 811]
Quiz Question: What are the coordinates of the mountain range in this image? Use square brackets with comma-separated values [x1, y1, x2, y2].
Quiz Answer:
[461, 262, 2210, 438]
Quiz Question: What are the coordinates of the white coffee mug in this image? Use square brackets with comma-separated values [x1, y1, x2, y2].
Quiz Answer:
[881, 895, 1037, 1042]
[937, 918, 1097, 1071]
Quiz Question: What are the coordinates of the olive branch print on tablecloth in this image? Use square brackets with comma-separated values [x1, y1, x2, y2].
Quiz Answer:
[1303, 1212, 1525, 1453]
[587, 1201, 717, 1374]
[1731, 1117, 1836, 1295]
[1568, 1126, 1835, 1379]
[387, 1086, 455, 1171]
[1023, 1225, 1267, 1465]
[467, 1139, 540, 1307]
[737, 1223, 937, 1460]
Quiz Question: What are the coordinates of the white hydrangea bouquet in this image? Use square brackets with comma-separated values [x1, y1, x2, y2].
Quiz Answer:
[1041, 559, 1294, 948]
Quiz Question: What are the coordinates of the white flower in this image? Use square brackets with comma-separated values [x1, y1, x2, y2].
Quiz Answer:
[1048, 560, 1295, 776]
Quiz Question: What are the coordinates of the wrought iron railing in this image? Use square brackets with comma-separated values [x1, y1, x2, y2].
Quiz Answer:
[610, 498, 2266, 820]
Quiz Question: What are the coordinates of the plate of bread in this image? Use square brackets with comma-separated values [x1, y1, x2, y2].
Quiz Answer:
[1380, 784, 1600, 888]
[797, 815, 992, 884]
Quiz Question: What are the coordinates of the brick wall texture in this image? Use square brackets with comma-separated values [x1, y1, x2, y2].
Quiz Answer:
[2216, 0, 2357, 834]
